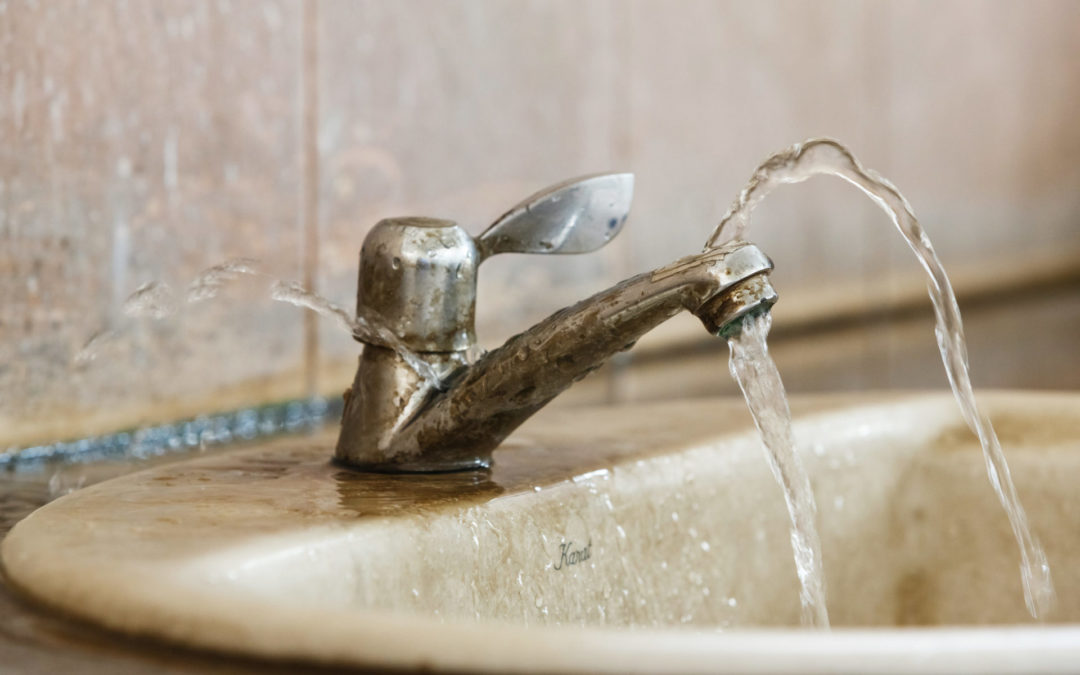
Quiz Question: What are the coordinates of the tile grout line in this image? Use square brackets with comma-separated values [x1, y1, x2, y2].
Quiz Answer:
[605, 0, 635, 405]
[300, 0, 321, 397]
[0, 396, 344, 468]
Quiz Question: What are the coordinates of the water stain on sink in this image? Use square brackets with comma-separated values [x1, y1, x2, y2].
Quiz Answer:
[894, 569, 936, 626]
[334, 469, 504, 517]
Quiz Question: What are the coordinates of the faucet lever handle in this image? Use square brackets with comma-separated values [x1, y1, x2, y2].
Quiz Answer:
[476, 172, 634, 261]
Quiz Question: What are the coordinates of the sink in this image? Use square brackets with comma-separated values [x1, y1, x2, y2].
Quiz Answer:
[3, 391, 1080, 673]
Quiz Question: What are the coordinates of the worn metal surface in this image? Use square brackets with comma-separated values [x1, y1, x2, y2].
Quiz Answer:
[357, 218, 480, 353]
[697, 276, 779, 338]
[336, 173, 779, 471]
[476, 173, 633, 260]
[340, 347, 465, 464]
[337, 233, 775, 471]
[337, 174, 638, 470]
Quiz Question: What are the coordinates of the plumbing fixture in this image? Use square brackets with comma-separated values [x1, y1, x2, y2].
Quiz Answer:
[336, 174, 777, 471]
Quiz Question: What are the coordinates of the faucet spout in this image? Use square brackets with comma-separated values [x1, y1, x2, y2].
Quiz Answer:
[336, 238, 775, 472]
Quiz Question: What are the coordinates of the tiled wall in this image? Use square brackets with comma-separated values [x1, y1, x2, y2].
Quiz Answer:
[2, 0, 1079, 446]
[0, 1, 310, 446]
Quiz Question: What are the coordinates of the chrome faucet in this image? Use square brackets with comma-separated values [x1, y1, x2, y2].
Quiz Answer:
[336, 174, 777, 472]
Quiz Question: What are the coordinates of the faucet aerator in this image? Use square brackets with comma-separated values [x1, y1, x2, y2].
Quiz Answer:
[696, 276, 778, 339]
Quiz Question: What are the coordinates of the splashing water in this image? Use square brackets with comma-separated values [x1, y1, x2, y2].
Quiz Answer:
[122, 280, 178, 319]
[75, 258, 442, 387]
[74, 260, 257, 366]
[73, 329, 119, 367]
[268, 280, 359, 335]
[728, 311, 829, 628]
[187, 257, 260, 303]
[74, 279, 183, 365]
[269, 281, 441, 385]
[710, 138, 1054, 618]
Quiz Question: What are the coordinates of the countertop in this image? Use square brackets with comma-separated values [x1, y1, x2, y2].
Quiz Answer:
[0, 439, 362, 675]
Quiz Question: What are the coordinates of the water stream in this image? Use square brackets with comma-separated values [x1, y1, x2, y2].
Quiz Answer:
[711, 137, 1054, 619]
[727, 311, 829, 628]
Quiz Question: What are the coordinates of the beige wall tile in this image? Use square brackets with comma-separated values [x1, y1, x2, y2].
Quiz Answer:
[0, 0, 307, 444]
[886, 0, 1080, 258]
[623, 1, 884, 272]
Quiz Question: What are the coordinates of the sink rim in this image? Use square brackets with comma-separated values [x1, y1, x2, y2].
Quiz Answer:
[6, 547, 1080, 674]
[4, 390, 1080, 674]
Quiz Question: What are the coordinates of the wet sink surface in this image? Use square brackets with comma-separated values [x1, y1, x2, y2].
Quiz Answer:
[3, 392, 1080, 673]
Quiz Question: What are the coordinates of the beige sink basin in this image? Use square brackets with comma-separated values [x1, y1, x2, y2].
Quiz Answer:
[3, 391, 1080, 673]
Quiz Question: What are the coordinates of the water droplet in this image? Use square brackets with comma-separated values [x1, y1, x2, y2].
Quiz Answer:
[187, 258, 259, 302]
[123, 281, 177, 319]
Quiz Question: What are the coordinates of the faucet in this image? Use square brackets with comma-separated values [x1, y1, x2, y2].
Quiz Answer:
[336, 174, 777, 472]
